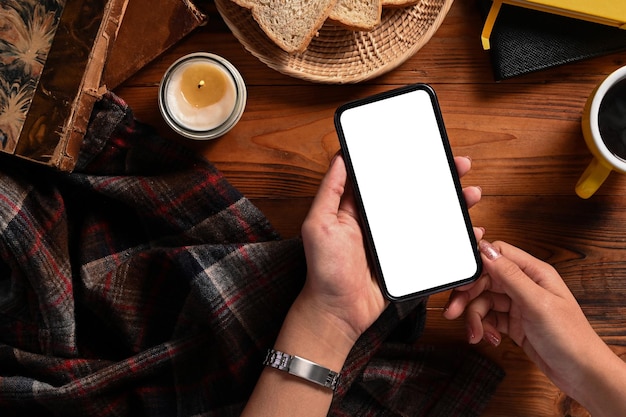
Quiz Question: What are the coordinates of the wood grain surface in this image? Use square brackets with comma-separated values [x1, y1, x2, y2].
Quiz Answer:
[114, 1, 626, 415]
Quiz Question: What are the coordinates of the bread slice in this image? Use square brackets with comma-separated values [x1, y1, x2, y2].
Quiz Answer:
[328, 0, 382, 31]
[235, 0, 338, 53]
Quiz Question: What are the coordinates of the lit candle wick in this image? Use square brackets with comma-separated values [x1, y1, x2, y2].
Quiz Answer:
[180, 64, 226, 108]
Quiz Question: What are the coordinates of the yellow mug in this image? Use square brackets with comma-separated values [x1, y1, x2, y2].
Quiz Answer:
[576, 66, 626, 199]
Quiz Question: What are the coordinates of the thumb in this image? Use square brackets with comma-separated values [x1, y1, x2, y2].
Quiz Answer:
[307, 154, 347, 219]
[478, 240, 545, 308]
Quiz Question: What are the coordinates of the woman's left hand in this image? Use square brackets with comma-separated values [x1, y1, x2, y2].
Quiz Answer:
[242, 154, 483, 417]
[298, 154, 483, 347]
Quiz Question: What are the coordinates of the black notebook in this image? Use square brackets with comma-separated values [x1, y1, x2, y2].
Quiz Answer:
[477, 0, 626, 80]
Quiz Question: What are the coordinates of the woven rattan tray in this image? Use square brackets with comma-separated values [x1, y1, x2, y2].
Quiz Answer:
[215, 0, 454, 84]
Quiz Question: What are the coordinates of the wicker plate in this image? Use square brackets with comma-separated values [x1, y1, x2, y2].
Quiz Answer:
[215, 0, 454, 84]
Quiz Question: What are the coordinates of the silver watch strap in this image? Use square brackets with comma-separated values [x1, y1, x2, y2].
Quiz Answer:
[263, 349, 340, 391]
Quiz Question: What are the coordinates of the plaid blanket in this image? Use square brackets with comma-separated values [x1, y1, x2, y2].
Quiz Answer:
[0, 93, 504, 416]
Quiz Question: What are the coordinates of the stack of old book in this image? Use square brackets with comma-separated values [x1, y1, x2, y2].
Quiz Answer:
[478, 0, 626, 80]
[0, 0, 207, 172]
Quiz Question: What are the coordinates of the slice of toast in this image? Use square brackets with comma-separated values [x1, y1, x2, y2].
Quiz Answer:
[328, 0, 382, 31]
[235, 0, 338, 53]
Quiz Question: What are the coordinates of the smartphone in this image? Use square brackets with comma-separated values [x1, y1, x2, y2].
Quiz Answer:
[334, 83, 482, 301]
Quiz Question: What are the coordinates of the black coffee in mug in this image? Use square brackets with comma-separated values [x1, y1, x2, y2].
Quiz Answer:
[598, 78, 626, 161]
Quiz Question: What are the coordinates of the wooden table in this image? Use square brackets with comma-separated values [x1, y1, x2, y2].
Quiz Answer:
[115, 1, 626, 415]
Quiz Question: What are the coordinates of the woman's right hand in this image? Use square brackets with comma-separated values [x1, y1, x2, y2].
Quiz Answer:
[444, 240, 626, 417]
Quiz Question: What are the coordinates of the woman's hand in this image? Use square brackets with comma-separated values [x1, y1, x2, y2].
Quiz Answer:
[242, 154, 482, 417]
[298, 153, 383, 347]
[444, 240, 626, 417]
[299, 154, 483, 346]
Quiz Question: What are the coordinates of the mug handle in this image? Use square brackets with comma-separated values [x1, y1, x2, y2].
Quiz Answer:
[575, 157, 612, 199]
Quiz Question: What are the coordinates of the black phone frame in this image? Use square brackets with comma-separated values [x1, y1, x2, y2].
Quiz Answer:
[334, 83, 482, 301]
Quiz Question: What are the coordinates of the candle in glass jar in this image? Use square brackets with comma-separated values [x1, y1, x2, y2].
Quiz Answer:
[159, 53, 247, 140]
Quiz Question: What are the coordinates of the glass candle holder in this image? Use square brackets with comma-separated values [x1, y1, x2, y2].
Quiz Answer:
[158, 52, 247, 140]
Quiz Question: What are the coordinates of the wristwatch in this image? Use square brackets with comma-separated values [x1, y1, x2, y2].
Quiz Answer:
[263, 349, 340, 391]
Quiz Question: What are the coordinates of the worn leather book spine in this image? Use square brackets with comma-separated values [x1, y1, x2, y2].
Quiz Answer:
[55, 0, 130, 171]
[103, 0, 208, 90]
[0, 0, 128, 171]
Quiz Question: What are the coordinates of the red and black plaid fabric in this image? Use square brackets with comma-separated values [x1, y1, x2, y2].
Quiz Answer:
[0, 93, 503, 416]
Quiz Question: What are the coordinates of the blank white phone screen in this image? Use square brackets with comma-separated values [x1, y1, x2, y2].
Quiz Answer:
[337, 86, 479, 299]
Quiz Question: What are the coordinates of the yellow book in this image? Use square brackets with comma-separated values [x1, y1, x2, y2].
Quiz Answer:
[481, 0, 626, 50]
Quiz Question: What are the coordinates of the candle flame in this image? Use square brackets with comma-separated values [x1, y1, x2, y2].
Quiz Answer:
[198, 80, 205, 89]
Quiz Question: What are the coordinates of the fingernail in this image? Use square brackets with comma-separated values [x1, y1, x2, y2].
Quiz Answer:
[474, 185, 483, 194]
[464, 155, 473, 163]
[484, 332, 501, 347]
[477, 226, 486, 235]
[467, 326, 476, 344]
[479, 240, 501, 261]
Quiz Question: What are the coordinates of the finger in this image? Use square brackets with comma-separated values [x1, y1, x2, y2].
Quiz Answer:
[306, 155, 347, 221]
[491, 241, 574, 300]
[466, 311, 507, 347]
[473, 291, 513, 316]
[466, 306, 487, 345]
[478, 240, 553, 308]
[462, 186, 482, 209]
[465, 292, 511, 345]
[336, 167, 359, 220]
[466, 310, 501, 346]
[473, 226, 485, 241]
[444, 281, 486, 319]
[443, 270, 495, 320]
[466, 292, 512, 325]
[443, 289, 471, 320]
[454, 156, 472, 177]
[480, 313, 504, 347]
[486, 309, 533, 350]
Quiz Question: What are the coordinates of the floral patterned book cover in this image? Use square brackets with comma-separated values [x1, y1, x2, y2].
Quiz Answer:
[0, 0, 127, 171]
